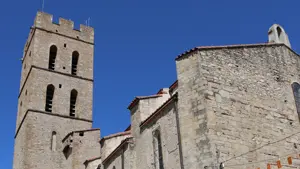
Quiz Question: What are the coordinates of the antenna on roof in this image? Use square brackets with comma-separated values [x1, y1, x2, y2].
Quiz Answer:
[85, 17, 91, 27]
[41, 0, 45, 11]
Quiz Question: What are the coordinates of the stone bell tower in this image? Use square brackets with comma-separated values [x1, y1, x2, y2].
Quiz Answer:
[12, 11, 100, 169]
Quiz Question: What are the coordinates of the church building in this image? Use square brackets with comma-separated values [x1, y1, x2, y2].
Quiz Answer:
[12, 11, 300, 169]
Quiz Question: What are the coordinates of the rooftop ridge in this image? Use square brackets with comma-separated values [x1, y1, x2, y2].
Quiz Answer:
[99, 131, 131, 143]
[176, 42, 298, 61]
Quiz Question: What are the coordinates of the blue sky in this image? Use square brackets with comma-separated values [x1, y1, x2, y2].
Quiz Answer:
[1, 0, 300, 168]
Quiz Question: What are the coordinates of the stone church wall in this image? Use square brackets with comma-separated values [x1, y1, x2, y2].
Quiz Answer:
[176, 44, 300, 169]
[136, 99, 181, 169]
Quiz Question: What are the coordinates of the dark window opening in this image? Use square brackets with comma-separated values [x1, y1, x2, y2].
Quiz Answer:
[277, 27, 282, 38]
[157, 132, 164, 169]
[292, 82, 300, 120]
[79, 132, 84, 136]
[154, 130, 164, 169]
[63, 145, 72, 159]
[64, 44, 67, 47]
[45, 84, 55, 112]
[59, 84, 62, 88]
[25, 90, 27, 96]
[71, 51, 79, 75]
[24, 64, 26, 69]
[48, 45, 57, 70]
[20, 101, 22, 106]
[29, 51, 31, 57]
[70, 89, 78, 117]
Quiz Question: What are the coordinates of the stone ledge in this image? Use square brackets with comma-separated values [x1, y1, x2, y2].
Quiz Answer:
[14, 109, 93, 139]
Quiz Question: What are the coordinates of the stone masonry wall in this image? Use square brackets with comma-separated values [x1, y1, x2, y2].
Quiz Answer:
[176, 44, 300, 169]
[68, 130, 100, 169]
[13, 111, 92, 169]
[101, 134, 131, 160]
[17, 67, 93, 129]
[103, 143, 134, 169]
[138, 100, 181, 169]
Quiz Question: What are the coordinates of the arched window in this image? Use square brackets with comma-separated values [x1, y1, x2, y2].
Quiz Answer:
[277, 26, 282, 38]
[49, 45, 57, 70]
[51, 131, 57, 151]
[292, 82, 300, 120]
[70, 89, 78, 117]
[71, 51, 79, 75]
[45, 84, 55, 112]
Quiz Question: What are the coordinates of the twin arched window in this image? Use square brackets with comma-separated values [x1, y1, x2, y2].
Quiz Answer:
[48, 45, 79, 75]
[45, 84, 78, 117]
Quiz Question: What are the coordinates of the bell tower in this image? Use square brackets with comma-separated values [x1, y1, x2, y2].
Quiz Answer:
[13, 11, 99, 169]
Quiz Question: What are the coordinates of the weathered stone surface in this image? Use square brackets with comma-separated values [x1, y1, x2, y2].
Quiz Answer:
[176, 44, 300, 169]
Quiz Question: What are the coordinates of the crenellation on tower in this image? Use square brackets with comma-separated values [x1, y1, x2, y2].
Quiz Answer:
[34, 11, 94, 44]
[13, 11, 98, 169]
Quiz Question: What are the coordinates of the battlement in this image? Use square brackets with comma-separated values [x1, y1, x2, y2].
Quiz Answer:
[33, 11, 94, 44]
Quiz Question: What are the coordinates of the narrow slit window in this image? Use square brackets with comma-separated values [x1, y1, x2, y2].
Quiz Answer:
[292, 82, 300, 120]
[51, 131, 57, 151]
[48, 45, 57, 70]
[71, 51, 79, 75]
[45, 84, 55, 112]
[153, 130, 164, 169]
[70, 89, 78, 117]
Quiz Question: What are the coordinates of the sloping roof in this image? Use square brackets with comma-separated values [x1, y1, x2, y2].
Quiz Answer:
[169, 80, 178, 93]
[127, 94, 163, 110]
[62, 128, 100, 142]
[140, 93, 178, 128]
[102, 137, 133, 165]
[175, 43, 293, 61]
[84, 156, 101, 165]
[124, 125, 131, 131]
[99, 131, 131, 144]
